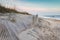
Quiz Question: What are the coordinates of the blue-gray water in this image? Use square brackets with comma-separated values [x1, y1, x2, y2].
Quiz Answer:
[45, 15, 60, 18]
[43, 15, 60, 19]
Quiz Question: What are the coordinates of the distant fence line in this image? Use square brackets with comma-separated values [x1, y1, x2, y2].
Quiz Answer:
[0, 13, 16, 20]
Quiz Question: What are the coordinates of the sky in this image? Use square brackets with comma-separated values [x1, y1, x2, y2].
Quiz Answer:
[0, 0, 60, 16]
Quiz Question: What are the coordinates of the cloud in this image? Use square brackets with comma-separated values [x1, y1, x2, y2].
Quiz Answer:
[0, 0, 60, 13]
[16, 6, 60, 12]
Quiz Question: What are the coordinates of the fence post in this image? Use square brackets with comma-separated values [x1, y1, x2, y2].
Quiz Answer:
[32, 14, 38, 26]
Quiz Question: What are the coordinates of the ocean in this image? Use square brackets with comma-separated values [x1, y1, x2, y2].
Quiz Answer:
[44, 15, 60, 20]
[38, 15, 60, 20]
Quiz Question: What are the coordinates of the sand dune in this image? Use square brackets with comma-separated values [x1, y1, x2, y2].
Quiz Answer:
[0, 14, 60, 40]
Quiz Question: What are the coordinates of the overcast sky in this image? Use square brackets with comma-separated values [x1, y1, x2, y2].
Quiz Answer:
[0, 0, 60, 16]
